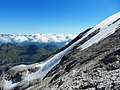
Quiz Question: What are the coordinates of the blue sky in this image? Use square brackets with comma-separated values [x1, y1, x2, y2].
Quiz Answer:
[0, 0, 120, 34]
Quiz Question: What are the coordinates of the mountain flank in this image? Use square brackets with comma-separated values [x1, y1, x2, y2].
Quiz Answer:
[0, 12, 120, 90]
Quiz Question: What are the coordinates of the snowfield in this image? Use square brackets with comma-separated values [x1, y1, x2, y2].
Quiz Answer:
[3, 12, 120, 90]
[79, 12, 120, 50]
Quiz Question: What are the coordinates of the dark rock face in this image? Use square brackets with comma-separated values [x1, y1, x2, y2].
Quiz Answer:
[100, 49, 120, 71]
[32, 28, 120, 90]
[0, 69, 2, 76]
[65, 59, 78, 72]
[57, 28, 92, 53]
[0, 27, 120, 90]
[11, 28, 119, 90]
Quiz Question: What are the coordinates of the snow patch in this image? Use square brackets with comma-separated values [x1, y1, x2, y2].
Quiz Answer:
[78, 12, 120, 50]
[24, 35, 83, 80]
[94, 12, 120, 30]
[4, 80, 19, 90]
[2, 12, 120, 89]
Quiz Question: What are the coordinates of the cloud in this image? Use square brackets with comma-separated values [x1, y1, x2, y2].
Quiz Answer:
[0, 33, 77, 44]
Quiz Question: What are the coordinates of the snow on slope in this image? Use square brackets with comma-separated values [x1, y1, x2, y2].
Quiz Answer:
[4, 80, 18, 90]
[3, 12, 120, 89]
[24, 12, 120, 81]
[79, 12, 120, 49]
[24, 31, 89, 81]
[0, 33, 76, 44]
[94, 12, 120, 29]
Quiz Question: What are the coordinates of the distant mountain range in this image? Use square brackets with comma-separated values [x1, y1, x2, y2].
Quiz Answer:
[0, 33, 76, 47]
[0, 33, 76, 78]
[0, 43, 59, 76]
[0, 12, 120, 90]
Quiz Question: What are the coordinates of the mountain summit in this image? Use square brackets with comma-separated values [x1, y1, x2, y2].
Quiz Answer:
[0, 12, 120, 90]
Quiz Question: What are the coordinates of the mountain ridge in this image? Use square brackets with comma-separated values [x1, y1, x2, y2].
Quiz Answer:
[0, 43, 59, 77]
[0, 12, 120, 90]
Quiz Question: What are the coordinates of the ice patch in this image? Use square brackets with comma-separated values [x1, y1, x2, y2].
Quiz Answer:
[4, 80, 19, 90]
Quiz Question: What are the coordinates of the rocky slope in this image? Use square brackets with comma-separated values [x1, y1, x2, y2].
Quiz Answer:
[40, 28, 120, 90]
[0, 12, 120, 90]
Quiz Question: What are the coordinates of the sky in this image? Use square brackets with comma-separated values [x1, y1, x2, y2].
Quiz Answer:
[0, 0, 120, 34]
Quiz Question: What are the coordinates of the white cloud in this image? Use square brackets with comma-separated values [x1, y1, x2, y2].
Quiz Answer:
[14, 36, 28, 43]
[0, 33, 77, 44]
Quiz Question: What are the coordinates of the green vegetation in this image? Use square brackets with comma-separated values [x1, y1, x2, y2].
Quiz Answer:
[0, 43, 59, 75]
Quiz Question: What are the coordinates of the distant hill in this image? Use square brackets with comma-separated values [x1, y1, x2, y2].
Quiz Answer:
[0, 43, 59, 75]
[0, 12, 120, 90]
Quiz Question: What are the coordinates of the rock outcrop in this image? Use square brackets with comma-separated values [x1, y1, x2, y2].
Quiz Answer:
[0, 12, 120, 90]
